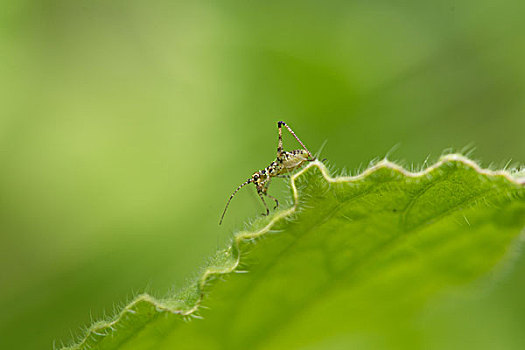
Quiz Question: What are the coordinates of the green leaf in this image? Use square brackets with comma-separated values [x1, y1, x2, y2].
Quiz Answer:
[64, 154, 525, 350]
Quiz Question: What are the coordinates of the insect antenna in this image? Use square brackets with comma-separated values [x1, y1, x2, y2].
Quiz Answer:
[219, 178, 252, 225]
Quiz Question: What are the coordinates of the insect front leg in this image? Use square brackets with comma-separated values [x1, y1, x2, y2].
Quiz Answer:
[262, 179, 279, 209]
[265, 193, 279, 209]
[257, 189, 270, 216]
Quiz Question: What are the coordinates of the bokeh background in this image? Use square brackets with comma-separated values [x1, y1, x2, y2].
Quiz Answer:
[1, 0, 524, 349]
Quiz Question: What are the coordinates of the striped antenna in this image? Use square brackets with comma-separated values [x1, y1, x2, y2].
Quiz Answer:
[219, 178, 252, 225]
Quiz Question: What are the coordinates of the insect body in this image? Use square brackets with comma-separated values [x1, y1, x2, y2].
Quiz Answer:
[219, 121, 314, 225]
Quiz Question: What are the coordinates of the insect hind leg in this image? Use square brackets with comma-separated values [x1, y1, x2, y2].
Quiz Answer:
[277, 121, 313, 159]
[277, 121, 284, 155]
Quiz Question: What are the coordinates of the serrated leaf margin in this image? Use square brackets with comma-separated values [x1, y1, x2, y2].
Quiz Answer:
[61, 154, 524, 349]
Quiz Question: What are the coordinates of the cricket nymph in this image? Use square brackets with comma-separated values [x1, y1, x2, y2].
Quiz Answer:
[219, 122, 314, 225]
[251, 149, 311, 190]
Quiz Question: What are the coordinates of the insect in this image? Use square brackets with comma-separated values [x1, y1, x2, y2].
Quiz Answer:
[219, 121, 315, 225]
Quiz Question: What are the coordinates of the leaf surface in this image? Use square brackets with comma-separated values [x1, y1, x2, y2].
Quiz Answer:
[64, 155, 525, 350]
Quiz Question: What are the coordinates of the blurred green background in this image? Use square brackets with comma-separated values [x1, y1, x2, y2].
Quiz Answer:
[1, 0, 524, 349]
